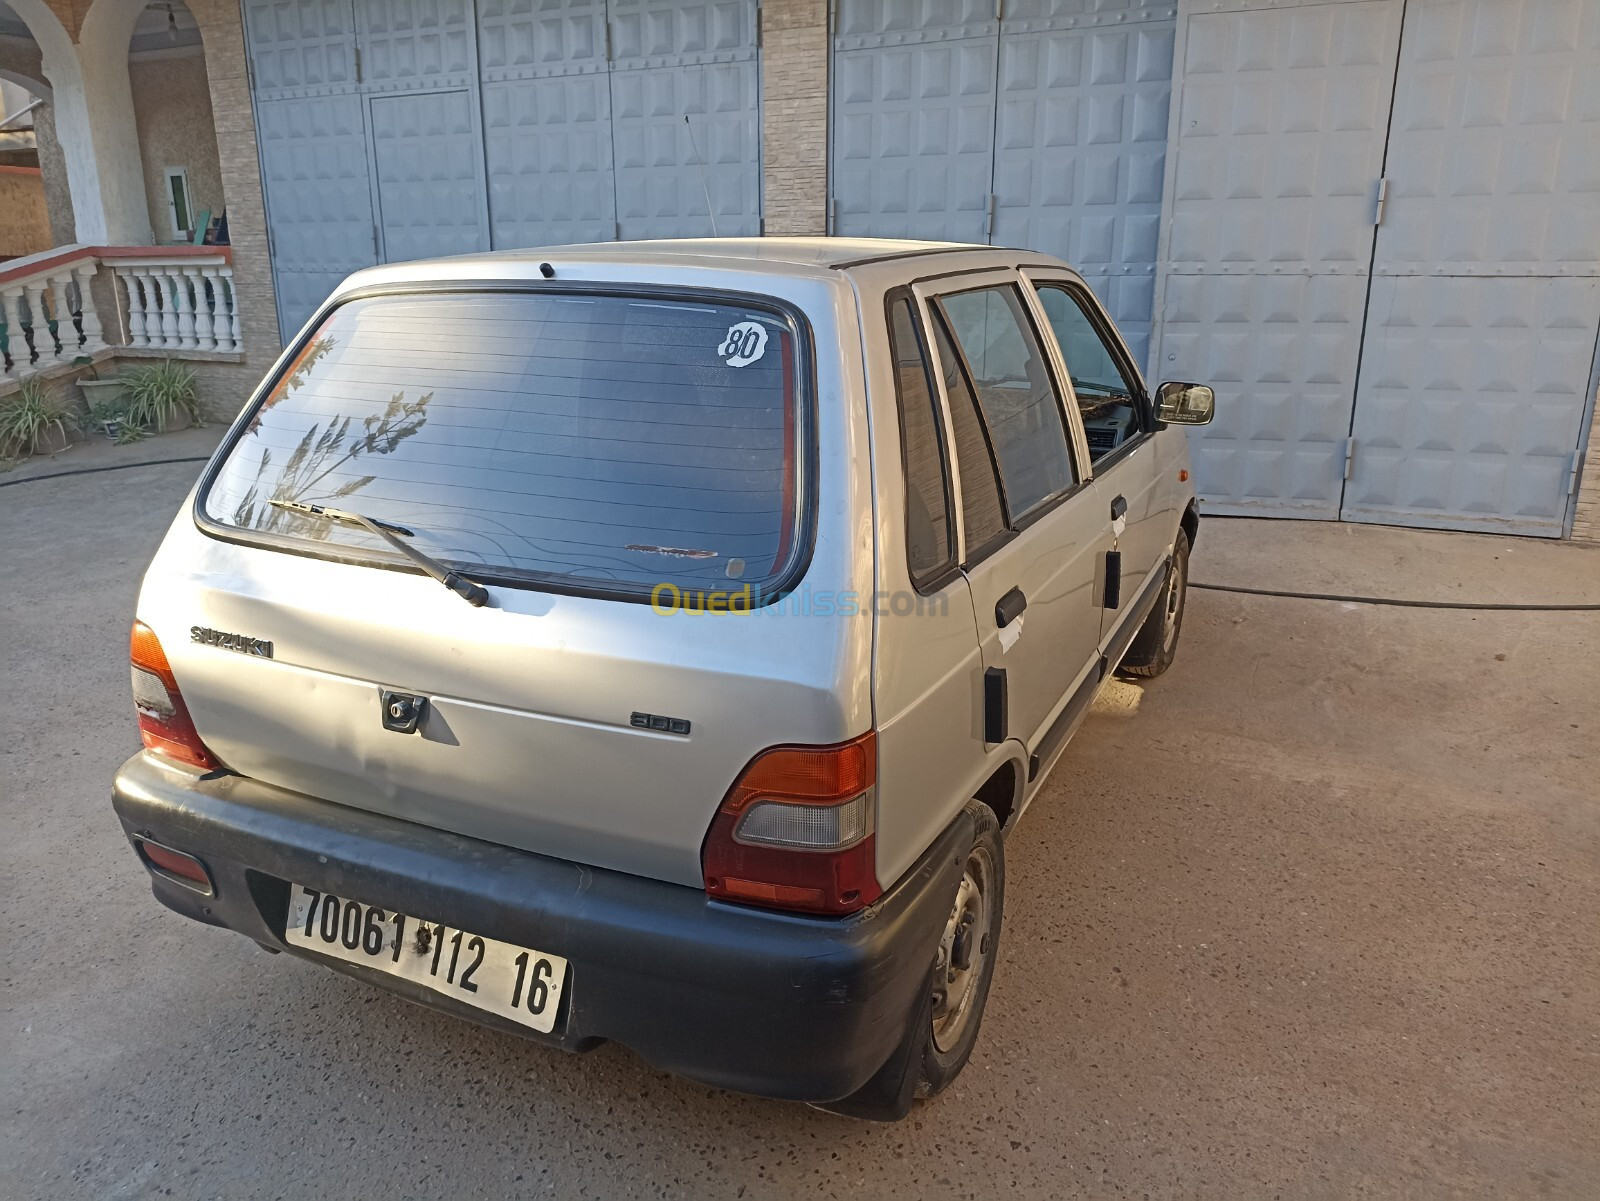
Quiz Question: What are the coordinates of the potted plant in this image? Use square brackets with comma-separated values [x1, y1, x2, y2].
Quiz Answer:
[122, 359, 203, 433]
[76, 356, 128, 417]
[86, 391, 134, 441]
[0, 376, 81, 458]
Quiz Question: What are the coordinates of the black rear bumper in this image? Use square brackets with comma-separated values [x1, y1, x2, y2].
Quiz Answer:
[112, 752, 967, 1103]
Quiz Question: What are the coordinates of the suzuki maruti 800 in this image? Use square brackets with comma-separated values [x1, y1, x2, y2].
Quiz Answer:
[114, 239, 1214, 1120]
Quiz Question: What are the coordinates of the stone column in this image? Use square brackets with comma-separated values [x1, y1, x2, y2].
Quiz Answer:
[760, 0, 830, 237]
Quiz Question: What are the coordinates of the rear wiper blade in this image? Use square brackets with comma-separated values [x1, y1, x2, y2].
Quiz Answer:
[268, 499, 491, 608]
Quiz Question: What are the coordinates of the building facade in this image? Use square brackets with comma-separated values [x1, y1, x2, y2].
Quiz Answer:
[4, 0, 1598, 540]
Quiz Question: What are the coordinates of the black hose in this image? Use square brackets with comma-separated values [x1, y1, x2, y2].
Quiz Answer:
[0, 456, 210, 488]
[1190, 582, 1600, 612]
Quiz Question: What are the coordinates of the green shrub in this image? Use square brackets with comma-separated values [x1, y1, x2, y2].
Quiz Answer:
[122, 359, 203, 431]
[0, 377, 80, 457]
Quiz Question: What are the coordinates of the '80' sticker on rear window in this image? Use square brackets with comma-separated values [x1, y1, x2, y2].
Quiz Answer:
[717, 321, 768, 368]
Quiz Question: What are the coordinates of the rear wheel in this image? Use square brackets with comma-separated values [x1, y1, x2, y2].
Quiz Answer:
[1117, 529, 1190, 679]
[819, 800, 1004, 1121]
[917, 801, 1004, 1097]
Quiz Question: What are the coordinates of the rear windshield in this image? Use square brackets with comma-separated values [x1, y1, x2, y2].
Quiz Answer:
[202, 290, 807, 599]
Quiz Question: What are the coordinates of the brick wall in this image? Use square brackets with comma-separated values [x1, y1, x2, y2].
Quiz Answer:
[188, 0, 282, 373]
[0, 167, 52, 257]
[759, 0, 828, 237]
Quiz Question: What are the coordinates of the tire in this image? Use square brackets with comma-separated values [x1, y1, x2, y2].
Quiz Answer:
[1117, 528, 1190, 679]
[819, 800, 1005, 1120]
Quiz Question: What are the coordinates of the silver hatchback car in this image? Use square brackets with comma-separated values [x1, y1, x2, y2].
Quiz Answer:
[115, 239, 1214, 1120]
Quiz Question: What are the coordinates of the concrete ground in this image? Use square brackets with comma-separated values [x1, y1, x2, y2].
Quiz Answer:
[3, 443, 1598, 1200]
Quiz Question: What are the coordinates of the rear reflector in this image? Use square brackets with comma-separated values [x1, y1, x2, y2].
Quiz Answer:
[130, 621, 220, 770]
[136, 838, 213, 894]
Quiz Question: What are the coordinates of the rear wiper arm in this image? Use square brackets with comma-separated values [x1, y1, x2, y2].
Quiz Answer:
[268, 499, 491, 608]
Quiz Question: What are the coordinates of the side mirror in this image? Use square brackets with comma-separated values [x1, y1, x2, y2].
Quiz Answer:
[1155, 381, 1215, 426]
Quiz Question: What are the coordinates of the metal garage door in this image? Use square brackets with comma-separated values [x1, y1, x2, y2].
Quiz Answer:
[1340, 0, 1600, 536]
[1156, 0, 1600, 535]
[244, 1, 379, 340]
[829, 0, 1176, 366]
[1153, 0, 1403, 519]
[245, 0, 761, 339]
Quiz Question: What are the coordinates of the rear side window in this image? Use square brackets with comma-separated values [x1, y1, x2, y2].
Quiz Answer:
[929, 317, 1008, 557]
[886, 295, 955, 587]
[202, 291, 807, 599]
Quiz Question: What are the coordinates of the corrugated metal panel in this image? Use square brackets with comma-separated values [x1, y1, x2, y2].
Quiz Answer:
[369, 89, 492, 262]
[1154, 0, 1401, 518]
[478, 0, 617, 248]
[830, 1, 999, 243]
[354, 0, 476, 88]
[243, 0, 377, 338]
[1370, 0, 1600, 279]
[1162, 271, 1370, 516]
[1342, 276, 1600, 536]
[1342, 0, 1600, 536]
[608, 0, 761, 239]
[247, 0, 761, 340]
[831, 0, 1177, 362]
[991, 2, 1175, 367]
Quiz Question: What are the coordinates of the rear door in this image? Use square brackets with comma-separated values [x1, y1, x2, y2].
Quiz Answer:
[914, 271, 1109, 759]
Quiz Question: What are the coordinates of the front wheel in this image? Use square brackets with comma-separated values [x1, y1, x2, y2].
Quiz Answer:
[819, 800, 1005, 1121]
[1117, 528, 1190, 679]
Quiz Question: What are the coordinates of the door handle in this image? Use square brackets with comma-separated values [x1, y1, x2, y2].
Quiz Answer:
[1110, 494, 1128, 521]
[995, 586, 1027, 628]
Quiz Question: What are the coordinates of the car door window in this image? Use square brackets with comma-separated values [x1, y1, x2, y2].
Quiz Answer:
[887, 294, 955, 588]
[929, 316, 1008, 557]
[1034, 285, 1145, 464]
[936, 285, 1076, 519]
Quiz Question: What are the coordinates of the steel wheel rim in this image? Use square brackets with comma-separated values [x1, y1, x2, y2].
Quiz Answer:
[1161, 551, 1187, 655]
[931, 845, 995, 1053]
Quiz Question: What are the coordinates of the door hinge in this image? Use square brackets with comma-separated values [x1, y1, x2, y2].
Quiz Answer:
[353, 46, 362, 83]
[984, 193, 997, 239]
[829, 197, 839, 235]
[759, 215, 767, 236]
[1343, 437, 1357, 480]
[613, 219, 621, 242]
[996, 0, 1005, 19]
[755, 5, 763, 48]
[371, 222, 380, 261]
[828, 0, 838, 36]
[1373, 176, 1388, 226]
[604, 21, 614, 61]
[1567, 449, 1583, 497]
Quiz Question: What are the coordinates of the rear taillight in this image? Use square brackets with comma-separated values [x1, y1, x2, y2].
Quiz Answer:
[130, 621, 219, 770]
[702, 731, 881, 916]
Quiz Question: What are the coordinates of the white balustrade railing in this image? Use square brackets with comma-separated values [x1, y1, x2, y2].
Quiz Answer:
[0, 246, 107, 379]
[1, 243, 239, 385]
[113, 255, 239, 355]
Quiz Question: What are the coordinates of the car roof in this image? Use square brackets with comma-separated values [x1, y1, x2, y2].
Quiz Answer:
[456, 237, 987, 269]
[326, 238, 1079, 307]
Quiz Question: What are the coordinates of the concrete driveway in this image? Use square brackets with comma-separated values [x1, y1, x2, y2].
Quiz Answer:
[3, 442, 1598, 1199]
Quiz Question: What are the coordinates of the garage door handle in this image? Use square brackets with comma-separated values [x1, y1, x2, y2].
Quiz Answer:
[1110, 494, 1127, 520]
[995, 587, 1027, 628]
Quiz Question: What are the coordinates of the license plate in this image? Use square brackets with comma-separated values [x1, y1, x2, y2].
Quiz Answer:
[284, 884, 569, 1034]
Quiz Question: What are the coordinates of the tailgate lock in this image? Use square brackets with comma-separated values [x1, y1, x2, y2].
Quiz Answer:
[379, 690, 428, 734]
